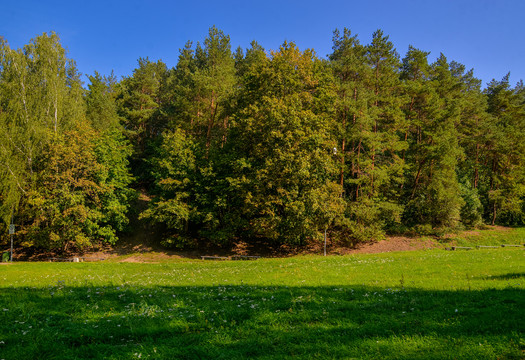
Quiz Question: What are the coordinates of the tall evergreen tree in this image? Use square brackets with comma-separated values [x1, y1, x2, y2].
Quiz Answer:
[401, 52, 463, 227]
[330, 28, 369, 196]
[362, 30, 406, 226]
[193, 26, 236, 154]
[118, 57, 167, 181]
[330, 29, 406, 241]
[140, 128, 196, 247]
[483, 75, 525, 224]
[144, 27, 238, 246]
[86, 71, 121, 131]
[451, 62, 486, 227]
[163, 41, 198, 133]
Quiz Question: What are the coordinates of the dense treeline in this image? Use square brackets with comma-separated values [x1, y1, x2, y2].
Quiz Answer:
[1, 28, 524, 252]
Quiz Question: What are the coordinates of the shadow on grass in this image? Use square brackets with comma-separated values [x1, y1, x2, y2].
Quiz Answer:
[0, 285, 523, 359]
[477, 272, 525, 280]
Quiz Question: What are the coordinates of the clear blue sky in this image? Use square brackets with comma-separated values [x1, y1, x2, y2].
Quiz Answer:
[2, 0, 524, 88]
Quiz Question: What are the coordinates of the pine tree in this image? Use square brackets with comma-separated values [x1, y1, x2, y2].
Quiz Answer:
[330, 29, 406, 241]
[140, 128, 196, 247]
[163, 41, 198, 133]
[330, 28, 369, 197]
[86, 71, 121, 131]
[193, 26, 236, 154]
[145, 27, 238, 246]
[362, 30, 406, 227]
[118, 57, 168, 180]
[451, 62, 486, 227]
[401, 52, 463, 228]
[483, 75, 525, 224]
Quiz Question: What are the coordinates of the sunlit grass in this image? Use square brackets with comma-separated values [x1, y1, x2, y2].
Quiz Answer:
[0, 248, 523, 359]
[447, 226, 525, 247]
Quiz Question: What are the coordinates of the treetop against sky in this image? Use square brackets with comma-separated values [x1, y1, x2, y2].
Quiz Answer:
[1, 0, 523, 87]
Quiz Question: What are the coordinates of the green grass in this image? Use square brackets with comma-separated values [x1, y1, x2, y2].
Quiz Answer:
[445, 226, 525, 247]
[0, 248, 524, 359]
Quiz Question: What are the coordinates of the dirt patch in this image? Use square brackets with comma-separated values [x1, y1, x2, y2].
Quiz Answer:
[117, 252, 188, 263]
[336, 236, 439, 255]
[488, 225, 512, 231]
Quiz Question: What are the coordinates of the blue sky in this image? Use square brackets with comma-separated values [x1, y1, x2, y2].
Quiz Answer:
[2, 0, 524, 88]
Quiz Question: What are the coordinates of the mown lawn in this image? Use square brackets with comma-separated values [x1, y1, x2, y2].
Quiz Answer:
[0, 247, 523, 359]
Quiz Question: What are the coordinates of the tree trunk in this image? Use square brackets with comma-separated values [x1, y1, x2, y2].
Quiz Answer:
[340, 111, 346, 188]
[474, 143, 480, 188]
[205, 92, 218, 157]
[221, 116, 229, 148]
[356, 138, 362, 200]
[402, 97, 414, 162]
[410, 159, 425, 199]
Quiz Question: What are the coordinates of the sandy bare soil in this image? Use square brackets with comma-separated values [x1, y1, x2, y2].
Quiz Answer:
[336, 236, 439, 254]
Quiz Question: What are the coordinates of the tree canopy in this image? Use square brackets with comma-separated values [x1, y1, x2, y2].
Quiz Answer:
[1, 29, 524, 253]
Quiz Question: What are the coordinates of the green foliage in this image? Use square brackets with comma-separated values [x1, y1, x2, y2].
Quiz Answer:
[141, 129, 195, 244]
[0, 34, 134, 251]
[93, 129, 135, 232]
[2, 28, 525, 252]
[23, 127, 117, 250]
[141, 27, 239, 247]
[117, 57, 168, 181]
[0, 32, 84, 225]
[459, 176, 483, 228]
[124, 27, 525, 248]
[19, 125, 134, 251]
[86, 71, 121, 132]
[330, 29, 406, 240]
[87, 70, 136, 232]
[401, 52, 464, 228]
[481, 75, 525, 225]
[226, 42, 343, 245]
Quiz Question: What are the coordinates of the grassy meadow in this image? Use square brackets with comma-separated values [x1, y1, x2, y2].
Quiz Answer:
[446, 226, 525, 247]
[0, 238, 524, 359]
